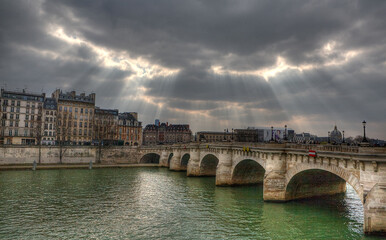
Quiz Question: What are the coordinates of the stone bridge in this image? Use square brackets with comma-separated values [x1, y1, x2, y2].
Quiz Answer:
[138, 143, 386, 235]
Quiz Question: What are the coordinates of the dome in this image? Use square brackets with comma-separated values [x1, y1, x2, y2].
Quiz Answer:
[330, 125, 342, 144]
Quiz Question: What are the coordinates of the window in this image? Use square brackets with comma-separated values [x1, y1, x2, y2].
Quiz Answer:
[84, 122, 87, 128]
[16, 108, 20, 113]
[17, 101, 20, 106]
[25, 122, 28, 127]
[24, 130, 28, 136]
[85, 109, 88, 114]
[49, 132, 52, 136]
[79, 122, 82, 128]
[46, 111, 49, 115]
[74, 114, 77, 120]
[74, 122, 77, 127]
[31, 116, 34, 121]
[15, 122, 19, 127]
[10, 114, 14, 119]
[10, 121, 13, 127]
[44, 131, 48, 136]
[11, 100, 15, 106]
[64, 107, 67, 112]
[79, 129, 82, 135]
[49, 124, 52, 130]
[11, 107, 14, 112]
[9, 130, 12, 136]
[2, 106, 6, 111]
[59, 106, 62, 111]
[69, 107, 72, 112]
[75, 108, 78, 113]
[80, 108, 83, 113]
[44, 124, 48, 130]
[31, 109, 35, 114]
[46, 117, 49, 122]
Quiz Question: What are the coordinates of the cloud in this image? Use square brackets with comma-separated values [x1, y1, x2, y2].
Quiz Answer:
[0, 0, 385, 139]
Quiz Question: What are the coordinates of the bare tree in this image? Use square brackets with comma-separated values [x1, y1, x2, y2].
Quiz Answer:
[94, 113, 117, 164]
[33, 104, 43, 163]
[56, 111, 72, 164]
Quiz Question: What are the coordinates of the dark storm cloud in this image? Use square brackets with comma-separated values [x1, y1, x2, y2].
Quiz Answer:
[0, 0, 385, 137]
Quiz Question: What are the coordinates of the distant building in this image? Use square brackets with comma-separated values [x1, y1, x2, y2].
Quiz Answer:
[234, 127, 294, 143]
[42, 98, 57, 145]
[330, 125, 343, 144]
[0, 88, 45, 145]
[234, 128, 259, 142]
[197, 131, 233, 142]
[52, 89, 96, 145]
[94, 107, 119, 145]
[143, 122, 191, 145]
[293, 132, 317, 144]
[117, 112, 142, 146]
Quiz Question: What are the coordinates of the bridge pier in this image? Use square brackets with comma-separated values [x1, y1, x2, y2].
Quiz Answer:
[263, 153, 287, 202]
[364, 183, 386, 235]
[187, 147, 200, 176]
[169, 150, 183, 171]
[159, 150, 169, 167]
[216, 149, 233, 186]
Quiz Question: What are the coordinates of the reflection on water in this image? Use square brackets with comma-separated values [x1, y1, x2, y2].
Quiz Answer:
[0, 168, 382, 239]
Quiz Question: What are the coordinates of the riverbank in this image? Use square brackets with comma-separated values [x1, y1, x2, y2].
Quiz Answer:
[0, 163, 160, 171]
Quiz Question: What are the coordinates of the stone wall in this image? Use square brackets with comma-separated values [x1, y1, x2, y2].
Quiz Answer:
[0, 146, 96, 164]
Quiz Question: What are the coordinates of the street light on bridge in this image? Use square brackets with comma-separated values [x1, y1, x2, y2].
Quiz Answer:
[271, 126, 274, 142]
[362, 120, 368, 142]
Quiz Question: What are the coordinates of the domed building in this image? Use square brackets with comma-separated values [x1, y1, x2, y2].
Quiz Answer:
[330, 125, 342, 144]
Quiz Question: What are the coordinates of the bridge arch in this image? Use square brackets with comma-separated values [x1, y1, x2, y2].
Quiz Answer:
[285, 164, 362, 202]
[200, 154, 219, 176]
[231, 159, 266, 185]
[139, 153, 161, 164]
[180, 153, 190, 171]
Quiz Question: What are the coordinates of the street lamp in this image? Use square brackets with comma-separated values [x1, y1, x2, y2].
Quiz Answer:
[271, 126, 274, 142]
[328, 131, 330, 144]
[231, 128, 234, 141]
[224, 129, 226, 141]
[362, 120, 368, 142]
[284, 125, 287, 141]
[342, 130, 345, 143]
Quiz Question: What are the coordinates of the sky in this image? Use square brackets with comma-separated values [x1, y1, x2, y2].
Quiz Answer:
[0, 0, 385, 139]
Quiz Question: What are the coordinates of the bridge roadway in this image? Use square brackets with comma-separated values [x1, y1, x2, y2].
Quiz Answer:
[137, 142, 386, 235]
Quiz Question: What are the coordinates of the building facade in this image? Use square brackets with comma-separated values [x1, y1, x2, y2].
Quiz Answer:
[117, 112, 142, 146]
[197, 131, 233, 142]
[0, 89, 45, 145]
[94, 107, 119, 145]
[42, 98, 57, 145]
[143, 122, 191, 145]
[52, 89, 95, 145]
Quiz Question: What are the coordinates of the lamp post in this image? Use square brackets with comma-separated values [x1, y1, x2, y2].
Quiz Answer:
[271, 126, 274, 142]
[232, 128, 234, 141]
[342, 130, 345, 144]
[328, 131, 330, 144]
[362, 120, 368, 142]
[224, 129, 226, 141]
[284, 125, 287, 141]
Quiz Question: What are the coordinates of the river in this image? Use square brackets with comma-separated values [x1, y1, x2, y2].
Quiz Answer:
[0, 167, 382, 239]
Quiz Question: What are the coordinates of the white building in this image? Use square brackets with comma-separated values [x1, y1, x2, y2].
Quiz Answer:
[0, 89, 45, 145]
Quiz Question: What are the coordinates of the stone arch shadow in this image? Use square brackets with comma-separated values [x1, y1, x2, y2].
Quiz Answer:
[139, 153, 161, 164]
[199, 154, 219, 176]
[284, 164, 362, 202]
[231, 158, 266, 185]
[180, 153, 190, 171]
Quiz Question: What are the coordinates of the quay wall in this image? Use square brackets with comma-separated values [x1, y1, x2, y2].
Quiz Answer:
[0, 146, 143, 165]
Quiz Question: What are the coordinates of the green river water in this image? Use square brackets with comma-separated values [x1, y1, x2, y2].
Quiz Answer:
[0, 167, 383, 239]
